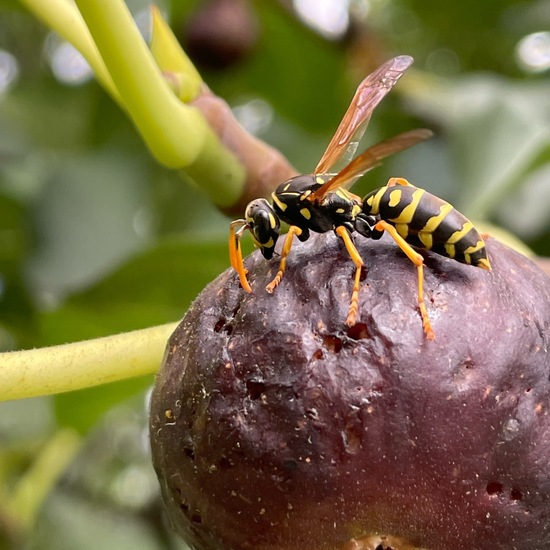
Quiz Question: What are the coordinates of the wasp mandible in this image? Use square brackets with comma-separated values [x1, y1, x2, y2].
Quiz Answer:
[229, 56, 491, 340]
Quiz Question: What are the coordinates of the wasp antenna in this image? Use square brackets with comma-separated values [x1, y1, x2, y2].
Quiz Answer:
[229, 220, 252, 293]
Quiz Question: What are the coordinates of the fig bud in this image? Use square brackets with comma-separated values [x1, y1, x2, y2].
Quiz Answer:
[184, 0, 259, 70]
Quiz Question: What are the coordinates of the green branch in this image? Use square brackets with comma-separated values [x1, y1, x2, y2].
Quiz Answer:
[19, 0, 246, 207]
[3, 429, 81, 531]
[0, 323, 176, 402]
[73, 0, 205, 167]
[17, 0, 121, 103]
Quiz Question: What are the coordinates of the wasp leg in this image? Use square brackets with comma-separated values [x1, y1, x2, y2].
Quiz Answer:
[335, 226, 364, 326]
[387, 177, 412, 188]
[375, 220, 436, 340]
[229, 220, 252, 293]
[266, 226, 302, 293]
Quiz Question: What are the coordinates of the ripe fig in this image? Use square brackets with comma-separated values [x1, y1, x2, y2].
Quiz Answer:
[150, 232, 550, 550]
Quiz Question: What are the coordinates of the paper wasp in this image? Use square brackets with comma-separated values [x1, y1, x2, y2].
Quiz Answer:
[229, 56, 491, 340]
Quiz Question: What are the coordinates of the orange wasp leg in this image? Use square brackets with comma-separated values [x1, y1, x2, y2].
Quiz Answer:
[229, 220, 252, 293]
[375, 220, 436, 341]
[266, 226, 302, 293]
[335, 226, 365, 327]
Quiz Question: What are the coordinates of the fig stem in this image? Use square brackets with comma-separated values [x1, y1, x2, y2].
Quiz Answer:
[4, 428, 81, 530]
[0, 323, 176, 402]
[20, 0, 247, 207]
[18, 0, 121, 103]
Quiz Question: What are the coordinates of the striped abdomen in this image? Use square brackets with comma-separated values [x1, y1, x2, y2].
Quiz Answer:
[362, 182, 491, 269]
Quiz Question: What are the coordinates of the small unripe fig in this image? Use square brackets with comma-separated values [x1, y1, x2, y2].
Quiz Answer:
[184, 0, 259, 70]
[150, 233, 550, 549]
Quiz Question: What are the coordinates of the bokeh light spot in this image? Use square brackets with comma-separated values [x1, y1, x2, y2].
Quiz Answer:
[46, 38, 93, 86]
[0, 49, 19, 95]
[293, 0, 350, 40]
[516, 31, 550, 73]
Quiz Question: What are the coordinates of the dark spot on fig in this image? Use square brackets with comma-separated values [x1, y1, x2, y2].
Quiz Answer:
[322, 334, 342, 353]
[486, 481, 503, 495]
[246, 379, 266, 400]
[184, 447, 195, 461]
[311, 348, 323, 360]
[214, 317, 234, 335]
[283, 459, 298, 472]
[347, 322, 369, 340]
[180, 502, 190, 513]
[214, 318, 225, 332]
[218, 456, 233, 470]
[343, 420, 361, 455]
[510, 488, 523, 501]
[191, 511, 203, 525]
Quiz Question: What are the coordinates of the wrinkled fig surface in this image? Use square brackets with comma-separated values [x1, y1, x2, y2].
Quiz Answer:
[150, 233, 550, 550]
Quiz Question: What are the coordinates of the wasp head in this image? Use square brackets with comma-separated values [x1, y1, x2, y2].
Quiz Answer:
[245, 199, 280, 260]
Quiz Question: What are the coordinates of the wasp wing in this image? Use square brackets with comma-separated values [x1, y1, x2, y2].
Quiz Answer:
[314, 55, 414, 176]
[308, 129, 433, 202]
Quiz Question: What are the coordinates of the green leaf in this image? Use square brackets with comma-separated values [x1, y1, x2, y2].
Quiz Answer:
[404, 74, 550, 219]
[38, 237, 229, 345]
[53, 376, 152, 434]
[30, 490, 172, 550]
[449, 80, 550, 218]
[206, 2, 346, 134]
[0, 193, 36, 349]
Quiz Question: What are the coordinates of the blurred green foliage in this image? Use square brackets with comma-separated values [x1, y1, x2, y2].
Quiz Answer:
[0, 0, 549, 548]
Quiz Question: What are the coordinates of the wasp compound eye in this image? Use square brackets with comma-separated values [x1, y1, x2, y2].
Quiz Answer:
[151, 233, 550, 550]
[245, 199, 280, 260]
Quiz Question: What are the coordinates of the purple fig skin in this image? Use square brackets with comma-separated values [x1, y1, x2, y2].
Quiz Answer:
[149, 232, 550, 550]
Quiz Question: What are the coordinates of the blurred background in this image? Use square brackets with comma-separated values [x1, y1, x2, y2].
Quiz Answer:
[0, 0, 549, 548]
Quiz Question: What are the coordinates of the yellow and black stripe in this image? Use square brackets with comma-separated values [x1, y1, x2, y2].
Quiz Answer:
[362, 179, 491, 270]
